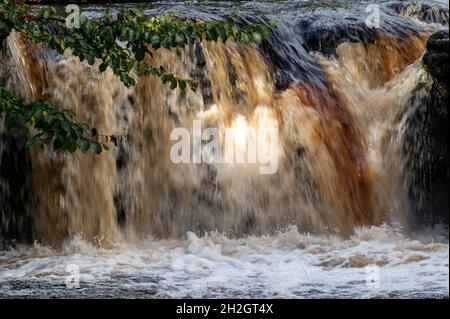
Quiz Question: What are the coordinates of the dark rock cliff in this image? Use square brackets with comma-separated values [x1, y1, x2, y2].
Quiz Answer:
[405, 29, 449, 226]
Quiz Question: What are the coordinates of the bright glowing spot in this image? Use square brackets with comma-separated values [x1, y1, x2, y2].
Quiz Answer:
[232, 114, 249, 152]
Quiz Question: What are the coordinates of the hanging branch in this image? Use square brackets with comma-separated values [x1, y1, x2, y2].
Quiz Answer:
[0, 0, 273, 154]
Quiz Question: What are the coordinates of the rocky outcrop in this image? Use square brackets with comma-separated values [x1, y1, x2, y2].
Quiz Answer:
[405, 29, 449, 226]
[423, 29, 449, 86]
[303, 15, 377, 56]
[0, 132, 34, 247]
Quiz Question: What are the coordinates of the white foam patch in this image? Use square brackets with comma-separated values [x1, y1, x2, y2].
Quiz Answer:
[0, 225, 448, 298]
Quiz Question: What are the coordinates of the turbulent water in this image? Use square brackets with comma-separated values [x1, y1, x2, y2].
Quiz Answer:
[0, 225, 448, 298]
[0, 0, 449, 298]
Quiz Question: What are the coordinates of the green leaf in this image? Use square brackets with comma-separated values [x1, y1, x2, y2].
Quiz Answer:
[216, 26, 227, 41]
[252, 31, 262, 44]
[99, 62, 109, 72]
[170, 79, 177, 90]
[175, 33, 185, 47]
[66, 141, 78, 153]
[33, 109, 43, 122]
[240, 33, 250, 44]
[62, 126, 71, 135]
[162, 37, 171, 49]
[179, 80, 187, 90]
[120, 73, 135, 87]
[93, 142, 102, 155]
[135, 46, 148, 61]
[151, 34, 160, 46]
[86, 54, 95, 65]
[207, 27, 218, 40]
[126, 29, 136, 42]
[78, 138, 90, 153]
[261, 27, 271, 39]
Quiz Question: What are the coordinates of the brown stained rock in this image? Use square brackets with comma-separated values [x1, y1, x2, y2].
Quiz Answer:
[404, 254, 430, 264]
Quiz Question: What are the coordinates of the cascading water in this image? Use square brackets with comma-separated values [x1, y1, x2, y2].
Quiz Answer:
[0, 1, 448, 298]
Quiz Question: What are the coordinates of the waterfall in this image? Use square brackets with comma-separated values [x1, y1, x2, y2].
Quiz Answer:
[0, 4, 443, 247]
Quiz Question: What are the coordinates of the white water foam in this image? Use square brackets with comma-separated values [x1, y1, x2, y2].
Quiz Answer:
[0, 225, 448, 298]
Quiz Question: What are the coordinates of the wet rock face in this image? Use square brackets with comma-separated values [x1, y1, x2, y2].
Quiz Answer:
[304, 19, 377, 56]
[405, 29, 449, 227]
[0, 132, 34, 247]
[300, 6, 424, 57]
[406, 81, 449, 226]
[422, 29, 449, 86]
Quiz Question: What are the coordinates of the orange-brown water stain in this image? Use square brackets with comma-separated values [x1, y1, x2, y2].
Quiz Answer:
[284, 30, 431, 236]
[12, 37, 51, 100]
[289, 82, 378, 236]
[335, 30, 429, 88]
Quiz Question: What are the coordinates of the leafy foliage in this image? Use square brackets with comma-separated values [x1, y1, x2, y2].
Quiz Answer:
[0, 87, 108, 153]
[0, 0, 272, 154]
